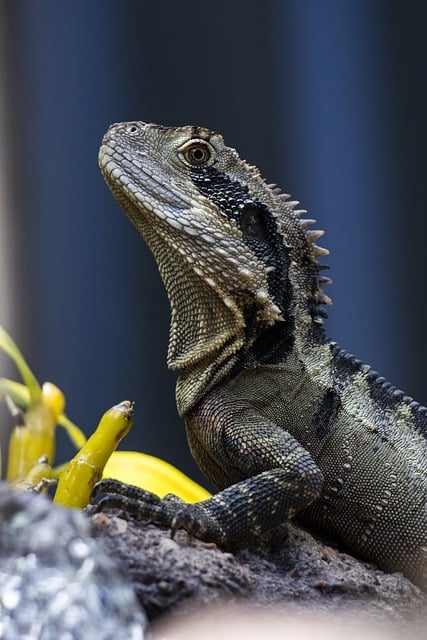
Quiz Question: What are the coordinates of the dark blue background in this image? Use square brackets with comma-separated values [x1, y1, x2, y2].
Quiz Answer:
[0, 1, 426, 487]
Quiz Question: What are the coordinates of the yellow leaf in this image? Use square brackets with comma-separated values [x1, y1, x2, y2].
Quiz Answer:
[103, 450, 211, 503]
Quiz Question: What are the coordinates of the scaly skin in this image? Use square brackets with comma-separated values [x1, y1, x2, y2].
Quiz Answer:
[97, 121, 427, 590]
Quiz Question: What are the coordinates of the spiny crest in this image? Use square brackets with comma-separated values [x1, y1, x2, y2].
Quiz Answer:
[299, 215, 332, 306]
[269, 188, 332, 310]
[239, 167, 333, 315]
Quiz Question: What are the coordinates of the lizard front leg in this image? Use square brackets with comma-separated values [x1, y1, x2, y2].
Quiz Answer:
[92, 394, 323, 546]
[177, 393, 324, 545]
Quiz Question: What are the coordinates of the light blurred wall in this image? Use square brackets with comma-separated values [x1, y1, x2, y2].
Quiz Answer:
[0, 50, 13, 337]
[0, 10, 21, 452]
[0, 0, 426, 485]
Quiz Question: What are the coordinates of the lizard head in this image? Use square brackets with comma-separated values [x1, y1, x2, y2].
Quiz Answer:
[99, 122, 330, 373]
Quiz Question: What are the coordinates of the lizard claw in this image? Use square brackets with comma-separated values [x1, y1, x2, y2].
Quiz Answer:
[171, 506, 209, 540]
[171, 509, 193, 538]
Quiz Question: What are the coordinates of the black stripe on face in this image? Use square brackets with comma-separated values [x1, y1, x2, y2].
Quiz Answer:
[190, 166, 291, 314]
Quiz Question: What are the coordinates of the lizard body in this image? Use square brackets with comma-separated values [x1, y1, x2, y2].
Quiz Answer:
[98, 122, 427, 590]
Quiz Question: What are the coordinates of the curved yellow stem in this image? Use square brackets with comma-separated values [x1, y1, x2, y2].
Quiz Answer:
[54, 400, 133, 508]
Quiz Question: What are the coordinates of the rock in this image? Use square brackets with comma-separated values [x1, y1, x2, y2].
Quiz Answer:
[0, 482, 424, 638]
[91, 512, 251, 618]
[91, 508, 426, 634]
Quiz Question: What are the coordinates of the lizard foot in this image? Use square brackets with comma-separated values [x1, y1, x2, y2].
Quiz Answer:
[90, 478, 181, 529]
[90, 479, 223, 542]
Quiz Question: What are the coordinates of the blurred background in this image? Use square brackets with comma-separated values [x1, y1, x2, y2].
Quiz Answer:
[0, 0, 426, 488]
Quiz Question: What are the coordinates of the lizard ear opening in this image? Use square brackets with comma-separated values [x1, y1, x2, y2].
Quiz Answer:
[160, 253, 244, 370]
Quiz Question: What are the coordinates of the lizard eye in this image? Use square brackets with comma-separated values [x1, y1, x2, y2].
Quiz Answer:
[180, 141, 211, 166]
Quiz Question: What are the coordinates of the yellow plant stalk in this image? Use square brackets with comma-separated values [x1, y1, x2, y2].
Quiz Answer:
[54, 400, 133, 508]
[0, 326, 41, 402]
[0, 325, 86, 482]
[0, 377, 86, 450]
[6, 382, 64, 482]
[0, 325, 65, 482]
[14, 455, 53, 492]
[103, 451, 211, 502]
[1, 325, 210, 505]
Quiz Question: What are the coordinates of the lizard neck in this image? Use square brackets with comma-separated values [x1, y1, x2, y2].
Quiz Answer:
[176, 346, 242, 417]
[176, 298, 323, 416]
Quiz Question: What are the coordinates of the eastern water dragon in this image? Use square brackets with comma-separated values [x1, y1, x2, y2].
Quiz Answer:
[96, 121, 426, 590]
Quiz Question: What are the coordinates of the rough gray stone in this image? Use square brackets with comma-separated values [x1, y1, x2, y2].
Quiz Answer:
[91, 508, 426, 633]
[0, 481, 424, 638]
[91, 511, 251, 618]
